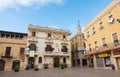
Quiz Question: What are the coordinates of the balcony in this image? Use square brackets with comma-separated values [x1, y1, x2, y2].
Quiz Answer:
[28, 36, 38, 43]
[86, 42, 120, 55]
[61, 40, 68, 45]
[1, 52, 13, 58]
[44, 51, 70, 56]
[26, 50, 38, 57]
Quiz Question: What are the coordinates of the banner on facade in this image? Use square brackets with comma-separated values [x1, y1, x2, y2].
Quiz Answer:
[96, 53, 111, 58]
[29, 51, 35, 57]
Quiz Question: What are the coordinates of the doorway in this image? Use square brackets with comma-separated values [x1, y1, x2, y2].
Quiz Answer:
[82, 59, 87, 67]
[28, 57, 34, 69]
[0, 59, 5, 71]
[54, 57, 60, 68]
[12, 60, 20, 70]
[117, 58, 120, 69]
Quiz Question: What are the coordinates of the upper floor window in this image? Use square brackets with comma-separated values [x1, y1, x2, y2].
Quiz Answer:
[11, 34, 15, 39]
[99, 22, 104, 29]
[29, 44, 36, 51]
[20, 48, 25, 54]
[48, 33, 51, 39]
[32, 32, 36, 37]
[45, 45, 53, 51]
[94, 41, 99, 51]
[92, 27, 96, 35]
[88, 44, 92, 52]
[6, 34, 10, 38]
[63, 35, 66, 40]
[61, 46, 68, 52]
[87, 31, 90, 37]
[20, 35, 24, 39]
[112, 33, 119, 46]
[1, 33, 5, 38]
[102, 37, 108, 47]
[5, 47, 11, 57]
[108, 15, 114, 24]
[15, 35, 19, 39]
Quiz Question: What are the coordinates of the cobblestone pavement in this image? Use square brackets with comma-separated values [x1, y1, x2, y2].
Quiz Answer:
[0, 67, 120, 77]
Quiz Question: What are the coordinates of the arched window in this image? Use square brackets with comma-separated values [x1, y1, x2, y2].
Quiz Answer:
[29, 44, 36, 51]
[48, 33, 51, 39]
[63, 57, 66, 63]
[45, 45, 53, 51]
[61, 46, 68, 52]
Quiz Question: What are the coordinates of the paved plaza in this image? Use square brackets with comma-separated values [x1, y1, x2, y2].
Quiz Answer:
[0, 67, 120, 77]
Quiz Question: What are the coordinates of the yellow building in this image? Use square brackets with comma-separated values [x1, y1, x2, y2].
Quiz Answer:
[71, 22, 86, 67]
[84, 0, 120, 70]
[0, 30, 27, 71]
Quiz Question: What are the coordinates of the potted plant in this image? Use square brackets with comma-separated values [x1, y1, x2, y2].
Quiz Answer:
[14, 64, 20, 72]
[60, 63, 65, 69]
[64, 63, 67, 68]
[34, 65, 39, 71]
[44, 63, 48, 69]
[25, 65, 30, 70]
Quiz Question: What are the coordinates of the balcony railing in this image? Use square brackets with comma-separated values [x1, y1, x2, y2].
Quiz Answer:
[26, 50, 38, 56]
[86, 42, 120, 55]
[44, 51, 70, 56]
[1, 52, 13, 58]
[28, 36, 38, 42]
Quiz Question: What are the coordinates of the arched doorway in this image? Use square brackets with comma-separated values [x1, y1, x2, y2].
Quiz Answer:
[28, 57, 34, 69]
[0, 59, 5, 71]
[12, 60, 20, 70]
[54, 57, 60, 68]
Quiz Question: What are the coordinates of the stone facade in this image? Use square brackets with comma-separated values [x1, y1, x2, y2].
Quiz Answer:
[25, 25, 71, 69]
[71, 22, 86, 67]
[0, 30, 27, 71]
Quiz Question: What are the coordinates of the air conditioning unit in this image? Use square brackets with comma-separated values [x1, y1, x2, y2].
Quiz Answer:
[108, 18, 114, 24]
[117, 19, 120, 23]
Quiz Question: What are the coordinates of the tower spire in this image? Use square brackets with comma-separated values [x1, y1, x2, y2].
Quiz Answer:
[77, 20, 82, 34]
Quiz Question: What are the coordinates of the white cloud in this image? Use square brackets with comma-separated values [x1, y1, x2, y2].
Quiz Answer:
[0, 0, 64, 10]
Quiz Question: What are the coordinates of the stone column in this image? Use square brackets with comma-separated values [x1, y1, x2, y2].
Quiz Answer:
[93, 54, 97, 68]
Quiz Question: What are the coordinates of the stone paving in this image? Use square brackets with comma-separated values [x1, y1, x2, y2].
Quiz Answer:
[0, 67, 120, 77]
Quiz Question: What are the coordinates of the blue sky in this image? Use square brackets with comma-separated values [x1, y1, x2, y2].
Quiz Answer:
[0, 0, 112, 36]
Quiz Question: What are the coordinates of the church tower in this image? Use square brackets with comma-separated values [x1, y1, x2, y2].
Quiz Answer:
[77, 20, 82, 35]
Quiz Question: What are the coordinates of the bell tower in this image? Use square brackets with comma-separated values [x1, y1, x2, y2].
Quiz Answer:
[77, 20, 82, 35]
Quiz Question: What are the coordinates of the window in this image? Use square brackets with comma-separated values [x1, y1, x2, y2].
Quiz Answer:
[29, 44, 36, 51]
[99, 22, 104, 29]
[89, 44, 92, 52]
[15, 35, 19, 39]
[20, 35, 23, 39]
[102, 38, 108, 47]
[48, 33, 51, 39]
[45, 45, 53, 51]
[6, 34, 10, 38]
[94, 41, 99, 51]
[112, 33, 119, 46]
[63, 35, 66, 40]
[1, 33, 5, 38]
[39, 57, 42, 63]
[32, 32, 36, 37]
[63, 57, 66, 63]
[92, 27, 96, 35]
[108, 15, 114, 24]
[61, 46, 68, 52]
[5, 47, 11, 57]
[20, 48, 25, 54]
[11, 34, 14, 39]
[87, 31, 90, 37]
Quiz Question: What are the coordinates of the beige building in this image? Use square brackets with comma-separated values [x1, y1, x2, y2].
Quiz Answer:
[25, 25, 71, 69]
[0, 30, 27, 71]
[71, 22, 86, 67]
[84, 0, 120, 70]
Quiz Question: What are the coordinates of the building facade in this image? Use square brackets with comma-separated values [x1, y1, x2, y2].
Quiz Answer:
[25, 25, 71, 69]
[71, 22, 86, 67]
[84, 0, 120, 70]
[0, 30, 27, 71]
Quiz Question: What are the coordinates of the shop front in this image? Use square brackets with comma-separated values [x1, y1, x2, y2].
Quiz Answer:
[113, 51, 120, 69]
[96, 52, 111, 68]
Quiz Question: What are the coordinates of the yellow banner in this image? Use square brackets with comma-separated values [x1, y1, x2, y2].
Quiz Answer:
[29, 51, 35, 57]
[98, 53, 110, 58]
